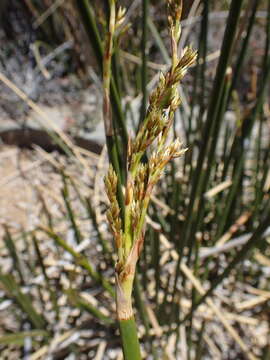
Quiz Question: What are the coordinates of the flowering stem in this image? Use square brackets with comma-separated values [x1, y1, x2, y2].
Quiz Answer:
[104, 1, 197, 358]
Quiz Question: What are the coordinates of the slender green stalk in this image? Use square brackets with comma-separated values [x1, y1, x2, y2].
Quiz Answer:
[0, 271, 47, 329]
[133, 272, 159, 360]
[3, 226, 25, 284]
[61, 173, 82, 244]
[147, 17, 171, 65]
[253, 147, 270, 222]
[67, 175, 113, 258]
[216, 29, 270, 238]
[152, 229, 160, 308]
[32, 235, 60, 319]
[227, 0, 260, 102]
[0, 330, 49, 346]
[66, 289, 113, 325]
[186, 237, 201, 356]
[187, 68, 232, 252]
[133, 273, 150, 334]
[262, 0, 270, 72]
[119, 317, 142, 360]
[188, 0, 209, 143]
[41, 227, 114, 296]
[102, 0, 126, 220]
[262, 344, 270, 360]
[183, 0, 244, 246]
[74, 0, 128, 147]
[194, 321, 206, 360]
[85, 198, 112, 257]
[183, 201, 270, 322]
[139, 0, 149, 126]
[38, 192, 53, 229]
[197, 0, 209, 133]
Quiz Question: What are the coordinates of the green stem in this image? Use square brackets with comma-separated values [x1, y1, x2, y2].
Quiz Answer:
[227, 0, 260, 103]
[75, 0, 128, 147]
[42, 228, 114, 296]
[139, 0, 149, 126]
[183, 0, 244, 246]
[116, 272, 142, 359]
[119, 317, 141, 360]
[183, 200, 270, 323]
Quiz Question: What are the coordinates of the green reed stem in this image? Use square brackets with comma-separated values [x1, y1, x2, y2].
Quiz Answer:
[197, 0, 209, 134]
[75, 0, 128, 147]
[32, 235, 60, 319]
[0, 271, 47, 329]
[3, 226, 25, 285]
[183, 201, 270, 322]
[61, 174, 82, 244]
[42, 227, 114, 296]
[216, 34, 270, 238]
[66, 289, 113, 325]
[228, 0, 260, 102]
[119, 317, 142, 360]
[183, 0, 244, 247]
[187, 69, 232, 252]
[139, 0, 149, 126]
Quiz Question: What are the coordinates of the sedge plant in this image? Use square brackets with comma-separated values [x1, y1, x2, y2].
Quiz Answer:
[103, 0, 197, 358]
[0, 1, 270, 359]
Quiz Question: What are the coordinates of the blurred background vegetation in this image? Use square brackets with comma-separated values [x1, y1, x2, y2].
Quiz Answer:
[0, 0, 269, 359]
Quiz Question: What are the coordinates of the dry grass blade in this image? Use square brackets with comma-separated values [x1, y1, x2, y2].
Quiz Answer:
[29, 330, 75, 360]
[0, 72, 93, 178]
[0, 330, 49, 346]
[180, 262, 258, 360]
[33, 0, 65, 29]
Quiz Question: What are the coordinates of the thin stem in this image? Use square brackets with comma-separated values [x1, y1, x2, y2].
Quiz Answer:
[183, 201, 270, 323]
[119, 317, 141, 360]
[139, 0, 149, 126]
[74, 0, 128, 147]
[183, 0, 244, 247]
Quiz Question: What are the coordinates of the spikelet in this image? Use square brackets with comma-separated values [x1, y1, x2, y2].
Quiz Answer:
[104, 165, 122, 250]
